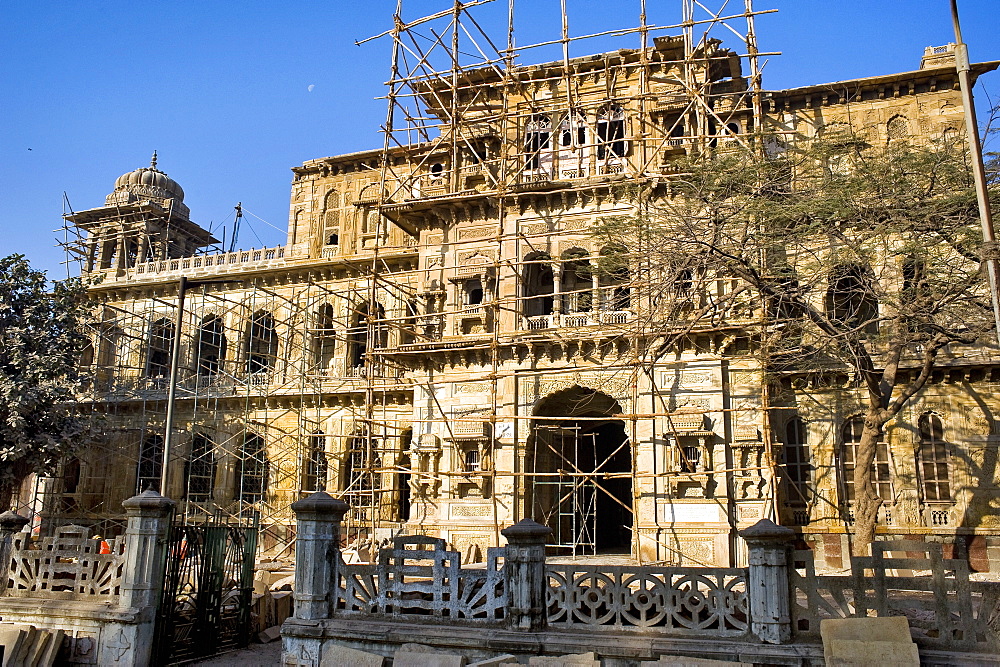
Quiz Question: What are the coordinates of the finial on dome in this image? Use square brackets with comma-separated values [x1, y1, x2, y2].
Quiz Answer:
[150, 150, 158, 170]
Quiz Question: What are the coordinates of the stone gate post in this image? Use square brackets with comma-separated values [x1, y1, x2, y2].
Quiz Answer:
[290, 491, 349, 620]
[119, 490, 175, 666]
[0, 512, 30, 595]
[120, 490, 175, 610]
[501, 518, 552, 632]
[739, 518, 796, 644]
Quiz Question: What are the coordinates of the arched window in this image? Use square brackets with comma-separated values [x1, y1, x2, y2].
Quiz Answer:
[348, 303, 369, 371]
[313, 304, 337, 374]
[916, 413, 951, 504]
[524, 115, 552, 172]
[767, 267, 801, 320]
[302, 431, 328, 492]
[323, 190, 340, 246]
[561, 250, 593, 313]
[400, 299, 419, 346]
[185, 433, 216, 503]
[238, 432, 268, 504]
[523, 253, 554, 318]
[465, 279, 484, 307]
[597, 105, 627, 159]
[98, 327, 123, 370]
[80, 340, 94, 369]
[347, 302, 387, 373]
[887, 115, 910, 141]
[781, 417, 812, 507]
[838, 416, 893, 508]
[244, 311, 278, 376]
[826, 264, 878, 332]
[674, 268, 693, 296]
[136, 433, 164, 494]
[599, 246, 630, 311]
[560, 110, 587, 148]
[145, 318, 175, 379]
[197, 315, 227, 378]
[344, 433, 382, 522]
[62, 457, 82, 495]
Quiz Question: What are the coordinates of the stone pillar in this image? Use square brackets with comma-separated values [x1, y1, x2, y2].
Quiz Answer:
[591, 271, 601, 313]
[290, 491, 349, 620]
[739, 518, 795, 644]
[501, 518, 552, 632]
[0, 512, 29, 595]
[119, 490, 174, 611]
[552, 270, 562, 316]
[118, 490, 174, 667]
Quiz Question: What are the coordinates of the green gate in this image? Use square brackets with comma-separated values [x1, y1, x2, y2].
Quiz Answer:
[153, 520, 258, 665]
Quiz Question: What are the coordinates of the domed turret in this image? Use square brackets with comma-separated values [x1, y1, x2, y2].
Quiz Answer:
[105, 151, 190, 219]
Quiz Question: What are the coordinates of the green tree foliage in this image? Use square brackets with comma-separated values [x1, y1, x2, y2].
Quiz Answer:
[0, 255, 93, 510]
[594, 133, 996, 555]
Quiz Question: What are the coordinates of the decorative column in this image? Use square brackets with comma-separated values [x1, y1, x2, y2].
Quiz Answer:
[552, 270, 562, 317]
[501, 518, 552, 632]
[591, 270, 601, 318]
[0, 512, 29, 595]
[290, 491, 349, 620]
[119, 490, 175, 611]
[739, 519, 795, 644]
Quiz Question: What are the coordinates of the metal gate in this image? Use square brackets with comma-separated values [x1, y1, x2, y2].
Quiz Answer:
[154, 520, 258, 665]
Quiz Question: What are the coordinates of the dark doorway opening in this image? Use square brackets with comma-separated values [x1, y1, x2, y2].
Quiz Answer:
[528, 387, 633, 556]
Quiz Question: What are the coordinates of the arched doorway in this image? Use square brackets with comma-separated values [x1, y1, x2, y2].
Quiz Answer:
[527, 386, 632, 555]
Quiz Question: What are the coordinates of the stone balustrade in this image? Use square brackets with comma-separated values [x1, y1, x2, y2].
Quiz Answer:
[97, 246, 287, 283]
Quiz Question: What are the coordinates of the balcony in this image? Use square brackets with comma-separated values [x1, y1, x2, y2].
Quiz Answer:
[522, 310, 632, 331]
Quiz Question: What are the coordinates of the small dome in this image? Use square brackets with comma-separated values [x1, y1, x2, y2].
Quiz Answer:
[112, 151, 185, 200]
[105, 152, 190, 218]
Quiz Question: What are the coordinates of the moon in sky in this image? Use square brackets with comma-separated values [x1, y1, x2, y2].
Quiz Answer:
[307, 84, 315, 93]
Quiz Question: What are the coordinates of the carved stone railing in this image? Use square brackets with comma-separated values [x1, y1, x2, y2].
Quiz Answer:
[545, 564, 748, 635]
[790, 541, 1000, 651]
[335, 536, 506, 622]
[6, 525, 126, 600]
[101, 246, 287, 282]
[523, 311, 632, 331]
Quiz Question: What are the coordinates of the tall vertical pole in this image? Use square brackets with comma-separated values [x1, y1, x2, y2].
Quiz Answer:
[160, 276, 188, 496]
[950, 0, 1000, 345]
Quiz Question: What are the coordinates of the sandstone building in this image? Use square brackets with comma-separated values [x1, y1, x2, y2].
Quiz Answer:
[51, 6, 1000, 570]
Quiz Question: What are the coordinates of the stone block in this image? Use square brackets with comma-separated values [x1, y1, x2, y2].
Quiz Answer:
[820, 616, 912, 644]
[258, 626, 282, 644]
[0, 625, 26, 667]
[394, 643, 467, 667]
[24, 630, 52, 667]
[320, 643, 386, 667]
[468, 656, 519, 667]
[10, 626, 36, 667]
[821, 617, 919, 666]
[528, 653, 600, 666]
[824, 640, 919, 666]
[36, 629, 63, 667]
[271, 591, 294, 627]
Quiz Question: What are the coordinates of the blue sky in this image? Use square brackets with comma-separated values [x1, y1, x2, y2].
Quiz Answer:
[3, 1, 998, 279]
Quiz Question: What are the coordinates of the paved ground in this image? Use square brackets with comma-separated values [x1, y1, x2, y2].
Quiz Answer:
[189, 641, 282, 666]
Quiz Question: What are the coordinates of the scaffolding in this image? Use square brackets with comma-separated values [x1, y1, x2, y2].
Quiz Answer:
[50, 0, 779, 561]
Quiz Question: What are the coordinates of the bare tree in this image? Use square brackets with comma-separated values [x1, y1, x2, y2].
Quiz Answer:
[594, 133, 996, 555]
